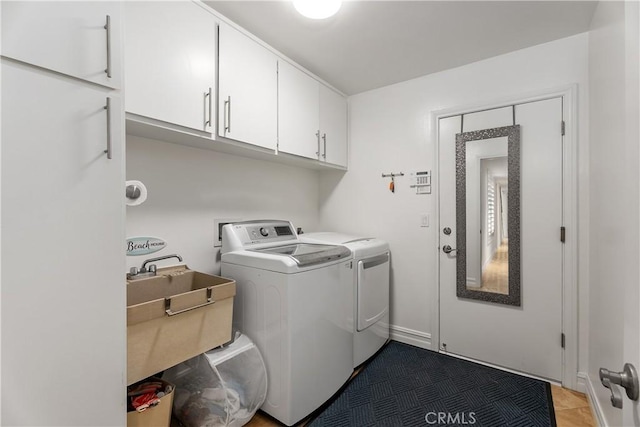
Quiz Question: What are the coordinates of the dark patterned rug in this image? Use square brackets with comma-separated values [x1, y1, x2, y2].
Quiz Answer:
[308, 341, 556, 427]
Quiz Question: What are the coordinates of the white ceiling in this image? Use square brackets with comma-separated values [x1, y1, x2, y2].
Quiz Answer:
[205, 1, 597, 95]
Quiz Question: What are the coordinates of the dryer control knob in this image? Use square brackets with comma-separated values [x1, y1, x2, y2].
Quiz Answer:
[260, 227, 269, 237]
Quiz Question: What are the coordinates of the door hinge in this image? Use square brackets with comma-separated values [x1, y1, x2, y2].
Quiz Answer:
[561, 333, 565, 348]
[560, 226, 566, 243]
[561, 121, 566, 136]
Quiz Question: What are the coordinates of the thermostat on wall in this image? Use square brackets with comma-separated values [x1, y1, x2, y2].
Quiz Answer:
[410, 171, 431, 194]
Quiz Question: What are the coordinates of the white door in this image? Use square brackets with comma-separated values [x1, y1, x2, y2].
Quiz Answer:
[1, 59, 126, 425]
[124, 1, 216, 132]
[218, 22, 277, 150]
[438, 97, 564, 381]
[1, 1, 121, 89]
[319, 84, 348, 167]
[278, 60, 320, 159]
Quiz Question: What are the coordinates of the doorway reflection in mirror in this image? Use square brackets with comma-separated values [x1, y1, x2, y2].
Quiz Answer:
[477, 158, 508, 294]
[456, 125, 520, 306]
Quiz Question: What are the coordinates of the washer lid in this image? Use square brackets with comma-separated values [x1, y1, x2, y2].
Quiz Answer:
[302, 232, 365, 244]
[251, 243, 351, 267]
[302, 232, 389, 257]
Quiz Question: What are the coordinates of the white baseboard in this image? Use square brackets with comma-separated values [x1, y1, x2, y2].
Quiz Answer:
[575, 371, 588, 393]
[389, 324, 431, 349]
[578, 371, 606, 427]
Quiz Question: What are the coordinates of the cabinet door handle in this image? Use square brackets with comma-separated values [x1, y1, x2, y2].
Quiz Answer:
[204, 88, 212, 128]
[315, 130, 321, 157]
[104, 97, 112, 159]
[224, 96, 231, 134]
[322, 133, 327, 159]
[104, 15, 112, 78]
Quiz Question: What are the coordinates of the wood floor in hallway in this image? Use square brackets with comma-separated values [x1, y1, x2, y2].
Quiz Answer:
[551, 385, 597, 427]
[478, 239, 509, 295]
[243, 385, 597, 426]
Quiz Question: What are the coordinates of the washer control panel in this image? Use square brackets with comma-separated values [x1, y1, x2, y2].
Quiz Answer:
[222, 220, 298, 252]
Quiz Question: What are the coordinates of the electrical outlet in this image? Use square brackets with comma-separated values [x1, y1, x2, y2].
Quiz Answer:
[214, 218, 242, 247]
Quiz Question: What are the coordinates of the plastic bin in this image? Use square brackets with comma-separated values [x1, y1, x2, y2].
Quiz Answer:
[163, 333, 267, 427]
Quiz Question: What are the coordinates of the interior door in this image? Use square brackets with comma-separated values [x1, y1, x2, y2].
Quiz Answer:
[438, 98, 564, 381]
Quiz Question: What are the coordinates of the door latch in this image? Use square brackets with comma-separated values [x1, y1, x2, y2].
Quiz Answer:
[600, 363, 639, 409]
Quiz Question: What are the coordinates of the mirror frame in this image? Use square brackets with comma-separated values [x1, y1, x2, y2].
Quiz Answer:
[455, 125, 521, 306]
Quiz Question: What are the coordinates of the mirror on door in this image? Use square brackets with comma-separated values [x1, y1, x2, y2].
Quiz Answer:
[455, 125, 521, 306]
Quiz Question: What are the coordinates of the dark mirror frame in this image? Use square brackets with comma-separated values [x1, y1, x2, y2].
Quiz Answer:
[455, 125, 521, 306]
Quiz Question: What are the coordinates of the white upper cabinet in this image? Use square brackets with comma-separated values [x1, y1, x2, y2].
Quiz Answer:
[218, 22, 278, 150]
[319, 85, 348, 168]
[278, 60, 320, 160]
[124, 1, 216, 133]
[1, 1, 121, 89]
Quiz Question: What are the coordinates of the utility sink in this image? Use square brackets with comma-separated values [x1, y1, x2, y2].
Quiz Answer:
[126, 265, 236, 385]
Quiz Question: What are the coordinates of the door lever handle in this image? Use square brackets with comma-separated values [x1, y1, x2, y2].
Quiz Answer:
[600, 363, 639, 409]
[442, 245, 457, 254]
[601, 376, 624, 408]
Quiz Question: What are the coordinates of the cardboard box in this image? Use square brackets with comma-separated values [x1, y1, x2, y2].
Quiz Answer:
[127, 378, 174, 427]
[127, 265, 236, 385]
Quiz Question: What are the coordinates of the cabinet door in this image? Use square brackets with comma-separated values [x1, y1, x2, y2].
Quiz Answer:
[1, 1, 121, 89]
[320, 84, 348, 167]
[1, 60, 126, 425]
[278, 60, 320, 160]
[125, 1, 216, 133]
[218, 22, 277, 150]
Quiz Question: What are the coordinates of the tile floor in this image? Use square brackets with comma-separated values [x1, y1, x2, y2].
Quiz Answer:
[244, 385, 597, 426]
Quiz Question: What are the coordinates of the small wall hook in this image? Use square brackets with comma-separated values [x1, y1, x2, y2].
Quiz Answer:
[381, 172, 404, 178]
[382, 172, 403, 193]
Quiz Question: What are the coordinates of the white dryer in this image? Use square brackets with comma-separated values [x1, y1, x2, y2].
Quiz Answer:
[220, 221, 353, 426]
[301, 232, 390, 368]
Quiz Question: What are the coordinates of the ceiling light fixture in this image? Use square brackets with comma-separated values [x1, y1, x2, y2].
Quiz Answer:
[293, 0, 342, 20]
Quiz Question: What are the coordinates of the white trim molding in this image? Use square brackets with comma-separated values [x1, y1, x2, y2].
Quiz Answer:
[390, 325, 432, 350]
[579, 371, 606, 427]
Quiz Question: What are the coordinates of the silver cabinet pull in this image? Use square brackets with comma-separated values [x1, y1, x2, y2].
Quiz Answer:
[600, 364, 639, 408]
[204, 88, 212, 128]
[322, 133, 327, 159]
[223, 96, 231, 134]
[104, 97, 112, 159]
[315, 130, 321, 157]
[442, 245, 457, 254]
[104, 15, 112, 78]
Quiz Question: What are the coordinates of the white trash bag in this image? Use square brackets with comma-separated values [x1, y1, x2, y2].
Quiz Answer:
[164, 333, 267, 427]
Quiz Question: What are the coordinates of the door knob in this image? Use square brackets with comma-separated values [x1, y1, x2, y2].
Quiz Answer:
[600, 363, 639, 408]
[442, 245, 457, 254]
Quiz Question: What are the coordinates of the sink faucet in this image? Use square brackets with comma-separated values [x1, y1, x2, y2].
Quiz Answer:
[141, 254, 183, 272]
[128, 254, 183, 279]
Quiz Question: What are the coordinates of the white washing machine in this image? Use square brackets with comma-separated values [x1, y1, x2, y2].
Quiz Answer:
[301, 232, 390, 368]
[220, 221, 354, 426]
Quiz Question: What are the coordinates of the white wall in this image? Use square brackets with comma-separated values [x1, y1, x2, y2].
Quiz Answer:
[319, 34, 590, 365]
[588, 2, 639, 425]
[126, 136, 320, 274]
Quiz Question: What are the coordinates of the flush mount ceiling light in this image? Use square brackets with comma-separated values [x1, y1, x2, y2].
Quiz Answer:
[293, 0, 342, 19]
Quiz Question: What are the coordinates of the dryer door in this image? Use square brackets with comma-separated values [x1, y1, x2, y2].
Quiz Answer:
[357, 252, 390, 331]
